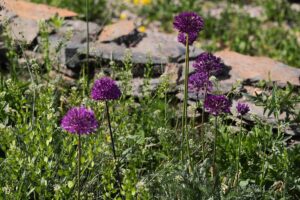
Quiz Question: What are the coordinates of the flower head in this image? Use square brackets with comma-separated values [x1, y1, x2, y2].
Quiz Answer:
[204, 94, 231, 116]
[236, 102, 250, 116]
[193, 52, 223, 75]
[61, 107, 98, 135]
[91, 77, 121, 101]
[173, 12, 204, 34]
[188, 72, 212, 94]
[178, 32, 198, 45]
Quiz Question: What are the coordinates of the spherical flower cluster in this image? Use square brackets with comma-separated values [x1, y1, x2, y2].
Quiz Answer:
[61, 107, 98, 135]
[236, 102, 250, 116]
[188, 72, 212, 94]
[204, 94, 231, 116]
[173, 12, 204, 34]
[178, 32, 198, 45]
[193, 52, 223, 75]
[91, 77, 121, 101]
[173, 12, 204, 45]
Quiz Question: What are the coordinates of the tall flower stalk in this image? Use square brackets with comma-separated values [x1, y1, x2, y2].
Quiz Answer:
[91, 77, 123, 198]
[82, 0, 90, 96]
[105, 101, 122, 190]
[86, 0, 90, 83]
[188, 71, 212, 160]
[61, 107, 99, 200]
[191, 52, 223, 160]
[235, 102, 250, 191]
[182, 34, 190, 162]
[173, 12, 204, 163]
[204, 94, 231, 188]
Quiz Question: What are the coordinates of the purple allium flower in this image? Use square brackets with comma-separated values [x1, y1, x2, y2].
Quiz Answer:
[236, 102, 250, 116]
[91, 77, 121, 101]
[204, 94, 231, 116]
[178, 32, 198, 45]
[188, 72, 212, 94]
[61, 107, 98, 135]
[173, 12, 204, 34]
[193, 52, 223, 75]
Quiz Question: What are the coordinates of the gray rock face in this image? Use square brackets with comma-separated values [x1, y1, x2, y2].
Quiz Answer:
[58, 20, 101, 43]
[132, 31, 203, 63]
[9, 16, 39, 45]
[0, 8, 39, 45]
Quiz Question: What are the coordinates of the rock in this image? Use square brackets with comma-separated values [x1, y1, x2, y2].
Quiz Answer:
[64, 29, 202, 78]
[130, 78, 161, 97]
[0, 5, 39, 45]
[76, 42, 168, 78]
[0, 41, 7, 66]
[291, 3, 300, 12]
[132, 31, 203, 63]
[243, 85, 263, 96]
[58, 20, 101, 42]
[46, 20, 101, 66]
[1, 0, 77, 21]
[163, 63, 182, 85]
[98, 20, 145, 47]
[285, 123, 300, 137]
[49, 70, 76, 85]
[0, 9, 16, 26]
[8, 16, 39, 45]
[175, 91, 202, 106]
[63, 42, 83, 69]
[202, 2, 265, 20]
[215, 50, 300, 87]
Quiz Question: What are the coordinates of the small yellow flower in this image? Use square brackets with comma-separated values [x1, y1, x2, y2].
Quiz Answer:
[140, 0, 151, 5]
[120, 12, 127, 20]
[138, 26, 146, 33]
[133, 0, 139, 5]
[106, 134, 111, 143]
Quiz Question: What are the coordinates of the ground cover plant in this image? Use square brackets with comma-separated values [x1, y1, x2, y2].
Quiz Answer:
[1, 0, 300, 199]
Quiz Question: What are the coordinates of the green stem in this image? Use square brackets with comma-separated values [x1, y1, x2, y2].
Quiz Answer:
[260, 140, 266, 197]
[213, 116, 218, 170]
[86, 0, 90, 86]
[201, 84, 208, 161]
[213, 116, 218, 191]
[78, 135, 81, 200]
[181, 34, 190, 163]
[105, 101, 123, 199]
[165, 92, 167, 126]
[236, 116, 242, 191]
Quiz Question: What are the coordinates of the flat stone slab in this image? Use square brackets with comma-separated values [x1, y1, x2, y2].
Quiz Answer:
[98, 20, 144, 47]
[215, 50, 300, 87]
[1, 0, 77, 20]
